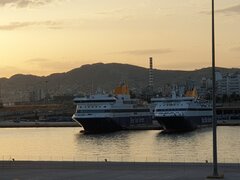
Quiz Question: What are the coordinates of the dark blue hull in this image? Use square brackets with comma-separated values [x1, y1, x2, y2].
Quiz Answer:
[156, 116, 212, 132]
[74, 116, 153, 133]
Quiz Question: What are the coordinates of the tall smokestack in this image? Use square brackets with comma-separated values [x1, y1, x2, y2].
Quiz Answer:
[0, 83, 3, 108]
[149, 57, 154, 88]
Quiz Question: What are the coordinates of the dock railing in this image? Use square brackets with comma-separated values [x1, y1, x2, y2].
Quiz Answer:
[1, 154, 240, 165]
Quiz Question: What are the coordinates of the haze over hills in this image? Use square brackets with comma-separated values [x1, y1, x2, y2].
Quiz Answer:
[0, 63, 239, 102]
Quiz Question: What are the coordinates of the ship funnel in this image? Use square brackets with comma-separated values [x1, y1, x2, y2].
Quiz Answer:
[185, 88, 198, 98]
[113, 83, 129, 95]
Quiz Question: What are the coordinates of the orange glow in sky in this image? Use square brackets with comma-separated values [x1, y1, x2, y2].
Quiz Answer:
[0, 0, 239, 77]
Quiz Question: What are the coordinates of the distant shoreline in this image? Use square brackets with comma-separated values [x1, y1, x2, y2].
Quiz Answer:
[0, 121, 79, 128]
[0, 121, 239, 128]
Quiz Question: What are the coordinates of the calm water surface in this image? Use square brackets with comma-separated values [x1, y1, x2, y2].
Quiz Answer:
[0, 127, 239, 163]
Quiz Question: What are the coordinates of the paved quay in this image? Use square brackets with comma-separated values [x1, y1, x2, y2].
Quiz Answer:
[1, 161, 240, 180]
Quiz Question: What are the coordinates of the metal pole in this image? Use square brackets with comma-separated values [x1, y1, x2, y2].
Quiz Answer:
[212, 0, 219, 176]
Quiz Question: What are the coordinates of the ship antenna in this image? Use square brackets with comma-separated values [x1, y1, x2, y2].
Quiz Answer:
[91, 80, 94, 95]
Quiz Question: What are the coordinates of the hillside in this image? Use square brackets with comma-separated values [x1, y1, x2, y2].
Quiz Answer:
[0, 63, 239, 99]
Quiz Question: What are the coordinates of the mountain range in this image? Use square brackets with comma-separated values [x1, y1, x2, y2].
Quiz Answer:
[0, 63, 239, 97]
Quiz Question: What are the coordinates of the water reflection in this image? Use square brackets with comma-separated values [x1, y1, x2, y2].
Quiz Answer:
[153, 127, 213, 162]
[0, 127, 239, 162]
[74, 131, 131, 157]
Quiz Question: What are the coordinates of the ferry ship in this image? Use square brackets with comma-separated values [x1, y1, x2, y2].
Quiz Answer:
[152, 89, 213, 132]
[72, 84, 154, 133]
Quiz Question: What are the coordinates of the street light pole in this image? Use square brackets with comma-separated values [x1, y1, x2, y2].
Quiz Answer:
[211, 0, 219, 177]
[209, 1, 224, 179]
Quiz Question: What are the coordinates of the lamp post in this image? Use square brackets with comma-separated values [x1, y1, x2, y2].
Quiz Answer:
[211, 0, 218, 176]
[208, 0, 223, 178]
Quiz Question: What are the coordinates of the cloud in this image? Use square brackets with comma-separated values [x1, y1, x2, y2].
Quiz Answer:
[0, 20, 63, 30]
[200, 4, 240, 15]
[230, 47, 240, 51]
[25, 58, 49, 63]
[0, 66, 26, 78]
[0, 58, 83, 77]
[25, 58, 79, 71]
[0, 0, 54, 8]
[95, 8, 134, 21]
[96, 9, 125, 15]
[215, 4, 240, 15]
[116, 49, 173, 56]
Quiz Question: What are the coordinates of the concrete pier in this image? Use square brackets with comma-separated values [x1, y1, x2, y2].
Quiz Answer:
[1, 161, 240, 180]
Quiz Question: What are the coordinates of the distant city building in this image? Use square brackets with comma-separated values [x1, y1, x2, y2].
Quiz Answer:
[217, 72, 240, 96]
[197, 77, 212, 98]
[196, 72, 240, 98]
[215, 71, 223, 81]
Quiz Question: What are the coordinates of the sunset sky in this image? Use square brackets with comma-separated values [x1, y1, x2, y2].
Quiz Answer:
[0, 0, 240, 77]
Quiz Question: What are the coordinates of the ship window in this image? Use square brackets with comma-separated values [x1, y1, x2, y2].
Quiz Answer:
[77, 109, 150, 113]
[75, 99, 116, 103]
